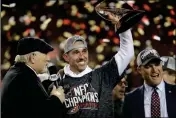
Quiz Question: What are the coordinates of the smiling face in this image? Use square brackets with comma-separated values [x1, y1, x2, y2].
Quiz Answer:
[138, 59, 163, 86]
[63, 41, 88, 74]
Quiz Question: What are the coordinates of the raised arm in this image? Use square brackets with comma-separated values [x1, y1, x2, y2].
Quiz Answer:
[115, 29, 134, 76]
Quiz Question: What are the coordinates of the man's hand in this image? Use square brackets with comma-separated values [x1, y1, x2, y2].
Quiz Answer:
[108, 12, 120, 24]
[51, 86, 65, 103]
[108, 12, 121, 31]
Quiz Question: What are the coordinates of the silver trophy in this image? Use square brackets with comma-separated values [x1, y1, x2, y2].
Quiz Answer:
[95, 0, 145, 33]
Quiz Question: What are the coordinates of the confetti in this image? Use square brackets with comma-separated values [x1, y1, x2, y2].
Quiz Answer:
[1, 0, 175, 79]
[152, 35, 161, 41]
[2, 3, 16, 8]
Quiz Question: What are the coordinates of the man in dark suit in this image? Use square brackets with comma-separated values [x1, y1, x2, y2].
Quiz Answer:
[123, 48, 176, 118]
[1, 37, 65, 118]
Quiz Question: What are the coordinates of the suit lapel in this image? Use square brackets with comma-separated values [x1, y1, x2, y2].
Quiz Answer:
[138, 86, 145, 118]
[16, 63, 49, 97]
[24, 63, 49, 97]
[134, 86, 145, 118]
[36, 77, 49, 97]
[165, 82, 174, 117]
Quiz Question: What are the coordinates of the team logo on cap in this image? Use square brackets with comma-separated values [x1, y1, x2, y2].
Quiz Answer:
[141, 49, 158, 60]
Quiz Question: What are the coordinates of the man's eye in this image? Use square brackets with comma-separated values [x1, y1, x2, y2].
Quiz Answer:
[83, 49, 87, 53]
[74, 51, 79, 54]
[144, 65, 150, 69]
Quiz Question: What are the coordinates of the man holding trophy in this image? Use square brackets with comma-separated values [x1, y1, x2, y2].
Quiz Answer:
[57, 1, 145, 118]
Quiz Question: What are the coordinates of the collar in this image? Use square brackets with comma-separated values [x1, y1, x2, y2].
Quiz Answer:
[157, 80, 165, 92]
[63, 64, 92, 77]
[144, 80, 165, 92]
[25, 64, 38, 76]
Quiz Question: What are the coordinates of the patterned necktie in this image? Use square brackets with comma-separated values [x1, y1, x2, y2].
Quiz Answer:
[151, 87, 160, 117]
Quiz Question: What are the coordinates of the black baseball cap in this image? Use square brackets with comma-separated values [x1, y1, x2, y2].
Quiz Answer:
[137, 48, 161, 67]
[17, 37, 54, 55]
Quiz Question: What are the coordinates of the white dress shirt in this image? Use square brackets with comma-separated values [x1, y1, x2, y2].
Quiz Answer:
[144, 80, 168, 117]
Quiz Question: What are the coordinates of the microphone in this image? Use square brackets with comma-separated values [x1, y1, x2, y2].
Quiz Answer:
[47, 63, 70, 94]
[47, 62, 59, 88]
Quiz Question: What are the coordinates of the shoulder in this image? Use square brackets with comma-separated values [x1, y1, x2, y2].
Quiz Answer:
[94, 57, 117, 73]
[165, 82, 176, 92]
[125, 86, 144, 98]
[3, 66, 23, 82]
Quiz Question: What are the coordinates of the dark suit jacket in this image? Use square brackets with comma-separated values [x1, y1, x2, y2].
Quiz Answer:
[123, 82, 176, 118]
[1, 62, 65, 118]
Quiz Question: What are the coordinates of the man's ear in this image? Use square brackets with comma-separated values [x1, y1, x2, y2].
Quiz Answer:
[29, 53, 36, 64]
[137, 66, 142, 74]
[63, 54, 69, 62]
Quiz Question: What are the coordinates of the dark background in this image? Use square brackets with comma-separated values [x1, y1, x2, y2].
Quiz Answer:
[1, 0, 176, 90]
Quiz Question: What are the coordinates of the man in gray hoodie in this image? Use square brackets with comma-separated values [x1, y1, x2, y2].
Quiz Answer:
[58, 14, 135, 117]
